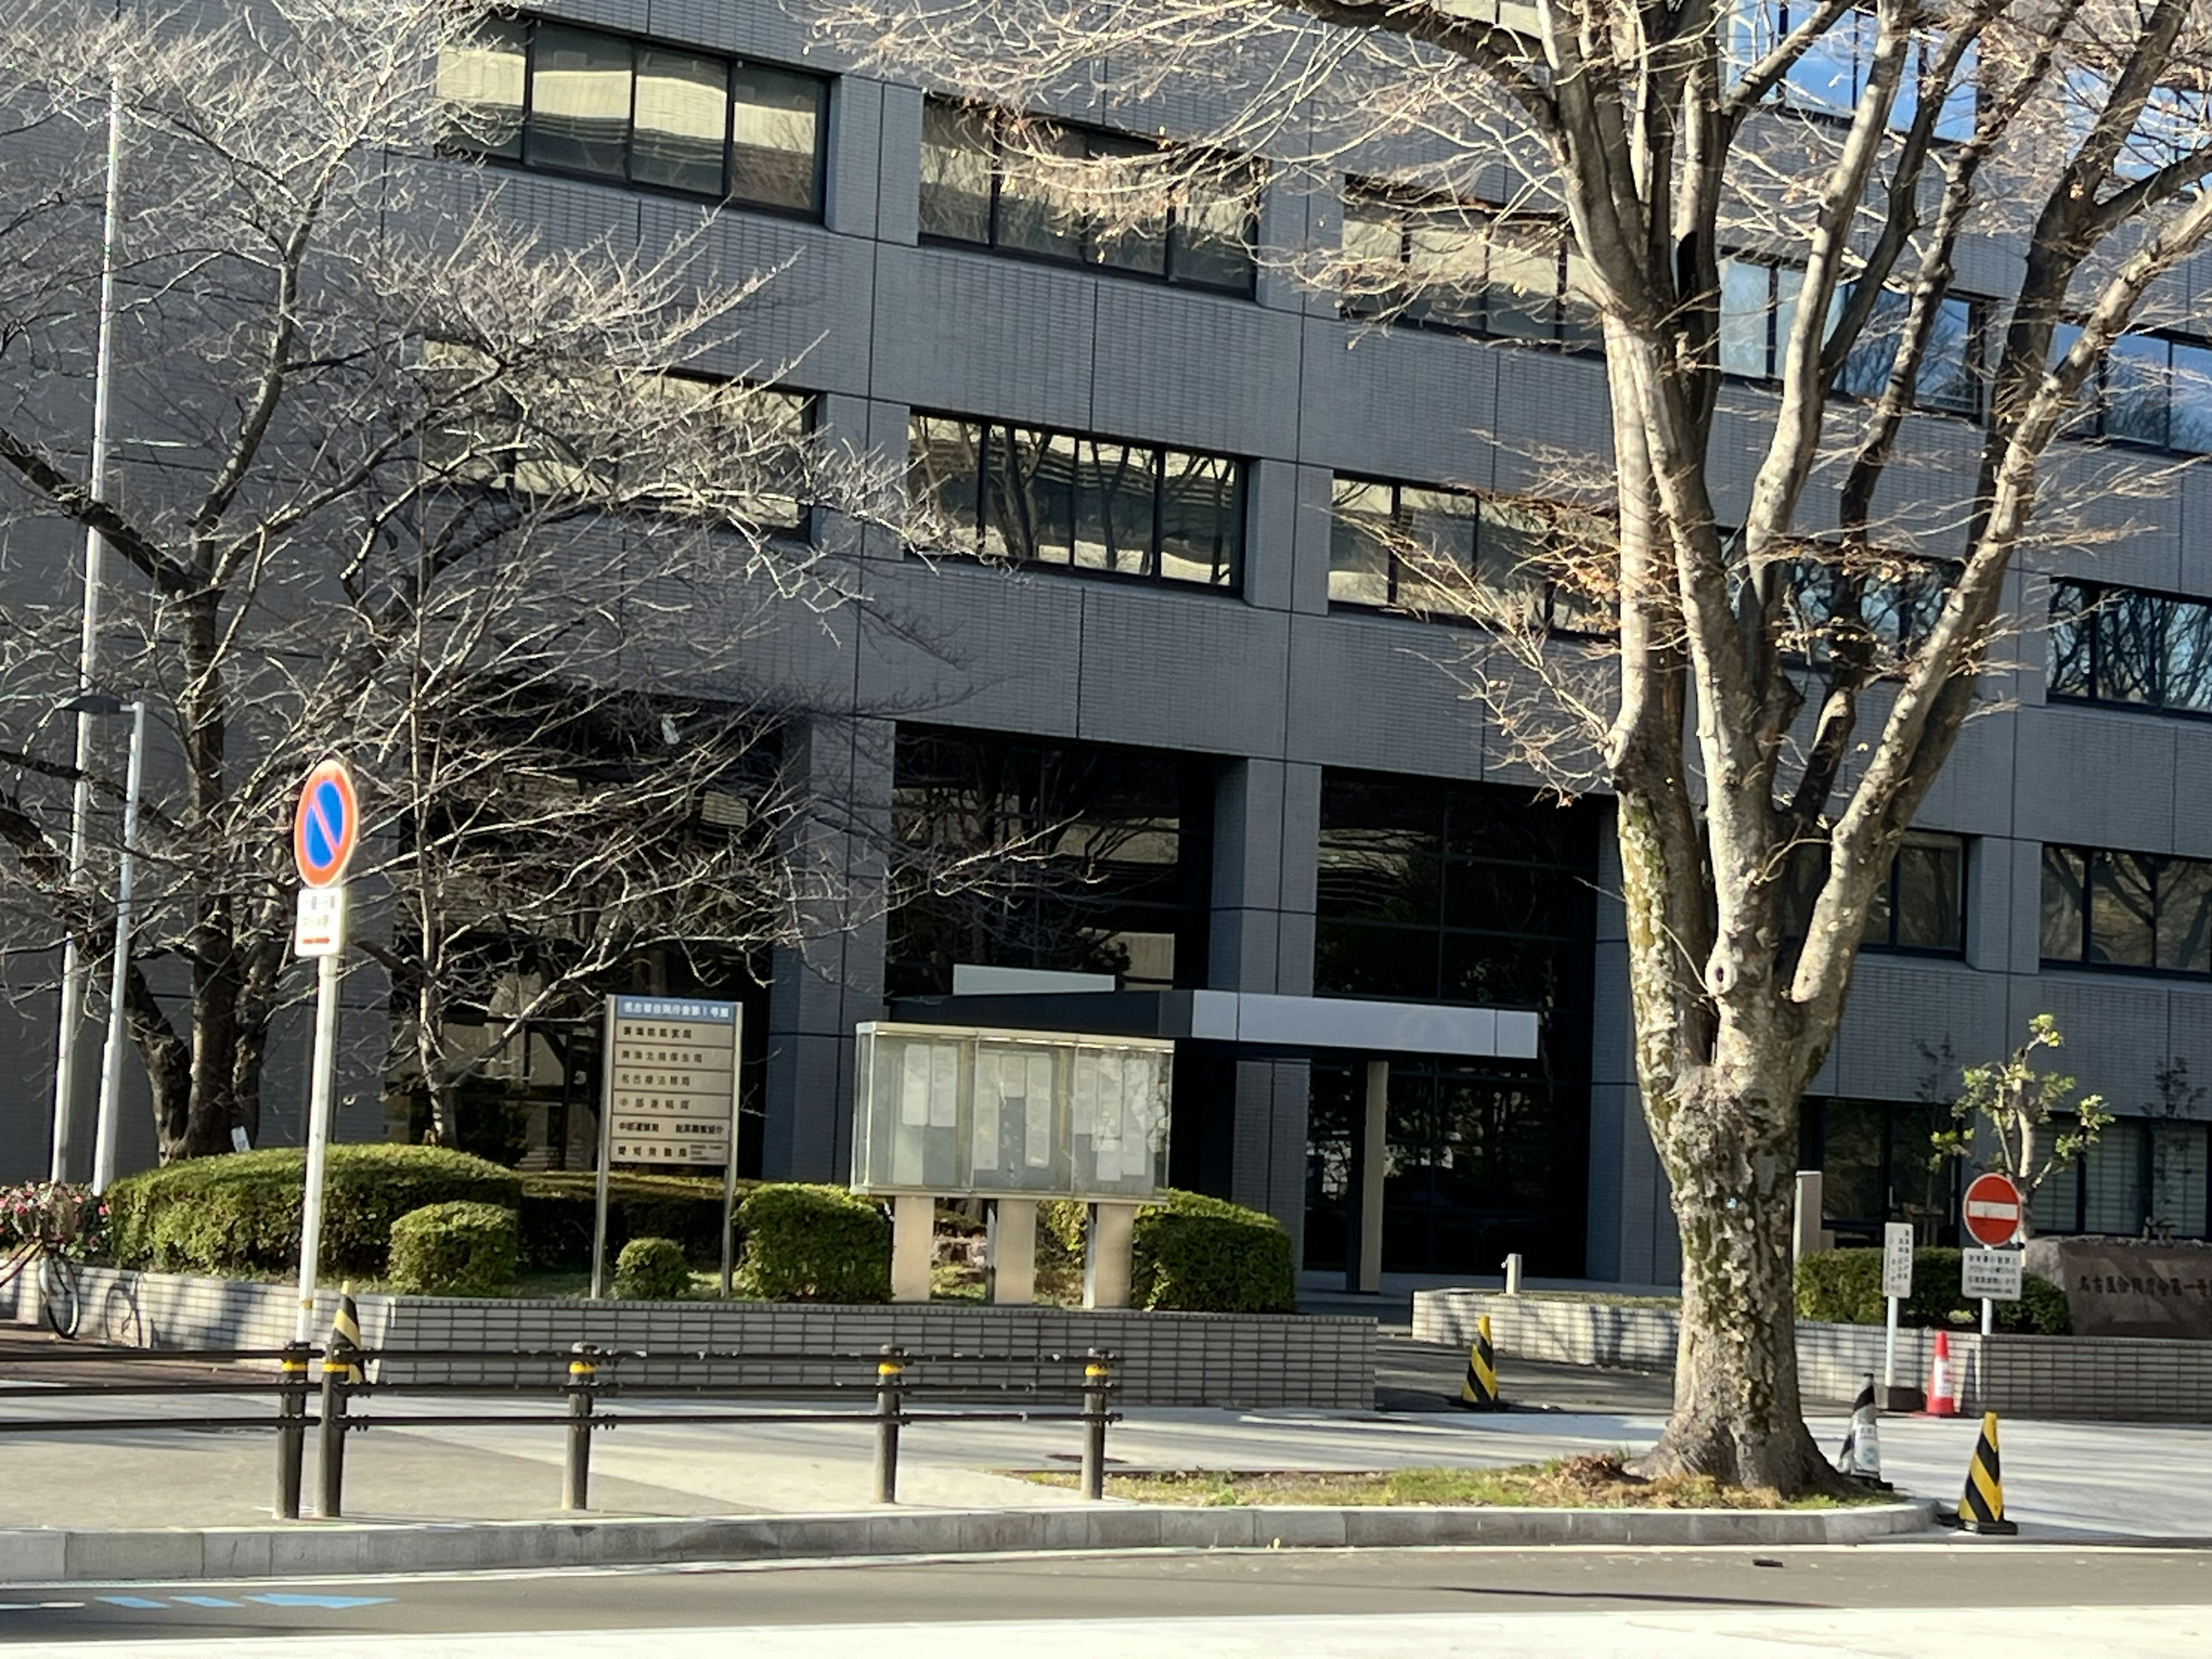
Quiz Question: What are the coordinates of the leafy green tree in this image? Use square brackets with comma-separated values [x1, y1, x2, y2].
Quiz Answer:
[1931, 1015, 2111, 1237]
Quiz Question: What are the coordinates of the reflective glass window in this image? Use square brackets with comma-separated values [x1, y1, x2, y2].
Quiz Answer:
[1344, 183, 1588, 348]
[2157, 857, 2212, 975]
[919, 101, 994, 241]
[1720, 259, 1774, 377]
[2103, 334, 2172, 448]
[2088, 850, 2157, 968]
[528, 26, 632, 178]
[1158, 450, 1241, 586]
[1328, 479, 1394, 607]
[1172, 164, 1262, 290]
[437, 17, 527, 160]
[632, 50, 728, 195]
[729, 65, 823, 212]
[2040, 845, 2087, 963]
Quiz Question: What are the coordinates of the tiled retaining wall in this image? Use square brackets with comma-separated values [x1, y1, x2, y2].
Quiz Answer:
[1414, 1290, 2212, 1421]
[2, 1268, 1372, 1408]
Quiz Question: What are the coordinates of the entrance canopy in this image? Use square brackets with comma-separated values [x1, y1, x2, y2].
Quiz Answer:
[885, 988, 1539, 1061]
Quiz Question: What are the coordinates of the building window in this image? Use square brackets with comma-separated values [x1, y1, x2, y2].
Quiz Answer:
[918, 100, 1260, 295]
[1728, 3, 1977, 139]
[2031, 1117, 2211, 1240]
[2048, 325, 2212, 456]
[2048, 580, 2212, 717]
[1862, 831, 1966, 953]
[1801, 1096, 1955, 1247]
[1327, 476, 1612, 631]
[885, 728, 1213, 999]
[437, 18, 827, 217]
[421, 342, 813, 532]
[1785, 551, 1956, 665]
[1832, 283, 1985, 416]
[908, 412, 1243, 589]
[1340, 182, 1599, 350]
[2041, 844, 2212, 976]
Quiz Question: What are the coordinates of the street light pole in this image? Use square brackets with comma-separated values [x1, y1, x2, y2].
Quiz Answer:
[91, 697, 146, 1196]
[51, 73, 127, 1183]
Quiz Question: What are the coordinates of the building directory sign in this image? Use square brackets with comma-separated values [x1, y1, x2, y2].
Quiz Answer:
[601, 996, 738, 1166]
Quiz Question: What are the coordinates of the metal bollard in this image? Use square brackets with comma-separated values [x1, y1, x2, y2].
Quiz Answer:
[317, 1340, 353, 1520]
[1080, 1349, 1112, 1501]
[563, 1343, 598, 1513]
[873, 1345, 904, 1505]
[273, 1340, 310, 1520]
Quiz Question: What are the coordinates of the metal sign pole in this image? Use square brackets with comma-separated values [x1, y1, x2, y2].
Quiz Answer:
[293, 947, 344, 1344]
[589, 995, 616, 1300]
[720, 1007, 743, 1297]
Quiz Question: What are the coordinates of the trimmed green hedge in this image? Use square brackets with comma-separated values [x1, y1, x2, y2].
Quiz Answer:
[736, 1184, 889, 1303]
[1795, 1246, 2070, 1335]
[517, 1171, 744, 1269]
[1131, 1190, 1296, 1314]
[107, 1145, 521, 1278]
[387, 1202, 519, 1297]
[613, 1236, 694, 1301]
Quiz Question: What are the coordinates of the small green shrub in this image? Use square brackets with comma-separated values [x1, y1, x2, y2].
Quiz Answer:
[736, 1184, 889, 1303]
[387, 1202, 518, 1297]
[612, 1236, 694, 1301]
[1040, 1198, 1087, 1266]
[107, 1145, 521, 1278]
[1794, 1246, 2070, 1335]
[1132, 1189, 1296, 1314]
[516, 1171, 745, 1270]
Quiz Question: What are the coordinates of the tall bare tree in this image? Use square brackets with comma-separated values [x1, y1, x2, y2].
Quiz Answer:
[0, 0, 910, 1158]
[841, 0, 2212, 1487]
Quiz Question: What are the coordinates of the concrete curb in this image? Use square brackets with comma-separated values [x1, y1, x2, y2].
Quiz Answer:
[0, 1499, 1937, 1582]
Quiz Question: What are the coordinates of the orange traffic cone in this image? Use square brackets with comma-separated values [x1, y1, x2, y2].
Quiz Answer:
[1926, 1329, 1959, 1417]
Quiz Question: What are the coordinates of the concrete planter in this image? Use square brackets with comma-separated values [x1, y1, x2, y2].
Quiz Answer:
[2, 1266, 1372, 1409]
[1415, 1289, 2212, 1421]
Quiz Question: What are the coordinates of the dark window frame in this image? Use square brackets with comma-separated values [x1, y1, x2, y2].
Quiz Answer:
[1324, 473, 1614, 636]
[2046, 324, 2212, 459]
[907, 409, 1247, 593]
[1339, 179, 1601, 355]
[1859, 829, 1969, 957]
[1729, 2, 1980, 142]
[2040, 841, 2212, 979]
[918, 97, 1261, 298]
[436, 16, 830, 222]
[2047, 578, 2212, 721]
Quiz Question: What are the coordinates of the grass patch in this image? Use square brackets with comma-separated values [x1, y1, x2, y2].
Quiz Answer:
[1013, 1453, 1881, 1511]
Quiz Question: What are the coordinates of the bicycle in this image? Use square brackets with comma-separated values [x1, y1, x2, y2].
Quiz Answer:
[0, 1185, 93, 1340]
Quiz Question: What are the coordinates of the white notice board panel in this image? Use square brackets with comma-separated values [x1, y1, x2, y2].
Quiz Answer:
[1881, 1222, 1915, 1300]
[1961, 1247, 2024, 1301]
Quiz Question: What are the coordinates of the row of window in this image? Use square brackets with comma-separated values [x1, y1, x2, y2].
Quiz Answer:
[438, 18, 825, 214]
[1326, 476, 1611, 632]
[919, 101, 1260, 294]
[2042, 845, 2212, 977]
[2048, 580, 2212, 717]
[1340, 185, 1598, 351]
[907, 414, 1244, 589]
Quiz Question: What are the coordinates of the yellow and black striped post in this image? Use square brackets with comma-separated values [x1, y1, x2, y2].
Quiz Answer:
[1459, 1314, 1501, 1411]
[330, 1281, 365, 1385]
[1956, 1411, 2017, 1536]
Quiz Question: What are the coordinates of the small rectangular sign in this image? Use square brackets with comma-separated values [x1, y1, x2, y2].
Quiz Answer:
[1962, 1247, 2024, 1301]
[608, 1134, 729, 1165]
[293, 885, 348, 957]
[1882, 1221, 1915, 1300]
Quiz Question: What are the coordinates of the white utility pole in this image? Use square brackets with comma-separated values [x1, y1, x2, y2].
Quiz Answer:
[51, 75, 126, 1181]
[90, 698, 146, 1195]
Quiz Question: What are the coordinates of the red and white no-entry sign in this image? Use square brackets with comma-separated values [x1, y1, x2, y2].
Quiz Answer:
[1961, 1171, 2025, 1248]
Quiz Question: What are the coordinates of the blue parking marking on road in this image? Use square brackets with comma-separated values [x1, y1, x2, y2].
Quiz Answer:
[170, 1596, 243, 1608]
[96, 1597, 168, 1609]
[245, 1593, 392, 1609]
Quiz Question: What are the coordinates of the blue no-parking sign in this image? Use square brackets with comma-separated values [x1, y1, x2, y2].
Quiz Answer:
[291, 757, 358, 888]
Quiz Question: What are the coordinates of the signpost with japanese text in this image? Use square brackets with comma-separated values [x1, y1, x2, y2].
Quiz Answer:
[1961, 1171, 2026, 1337]
[590, 995, 743, 1297]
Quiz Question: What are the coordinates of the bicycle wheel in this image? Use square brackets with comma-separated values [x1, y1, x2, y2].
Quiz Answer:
[38, 1253, 81, 1339]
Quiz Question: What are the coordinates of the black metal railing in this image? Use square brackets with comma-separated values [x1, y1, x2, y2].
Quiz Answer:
[0, 1339, 1119, 1520]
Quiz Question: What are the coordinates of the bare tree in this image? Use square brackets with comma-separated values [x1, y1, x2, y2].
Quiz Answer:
[0, 0, 912, 1158]
[839, 0, 2212, 1487]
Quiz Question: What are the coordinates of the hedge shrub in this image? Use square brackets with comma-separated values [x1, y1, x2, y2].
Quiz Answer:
[736, 1184, 889, 1303]
[1131, 1189, 1296, 1313]
[387, 1202, 519, 1297]
[517, 1171, 744, 1270]
[1795, 1246, 2070, 1335]
[107, 1145, 521, 1278]
[613, 1236, 694, 1301]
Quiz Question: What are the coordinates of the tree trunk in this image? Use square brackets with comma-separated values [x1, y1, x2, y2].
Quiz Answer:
[1638, 1066, 1835, 1491]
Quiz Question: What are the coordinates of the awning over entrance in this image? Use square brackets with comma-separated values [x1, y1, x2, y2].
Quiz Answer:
[883, 990, 1538, 1061]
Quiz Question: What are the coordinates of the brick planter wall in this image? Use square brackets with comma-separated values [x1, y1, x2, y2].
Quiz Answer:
[1414, 1289, 2212, 1421]
[2, 1268, 1372, 1409]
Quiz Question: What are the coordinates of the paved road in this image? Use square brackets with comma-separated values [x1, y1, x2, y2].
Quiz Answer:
[0, 1544, 2205, 1653]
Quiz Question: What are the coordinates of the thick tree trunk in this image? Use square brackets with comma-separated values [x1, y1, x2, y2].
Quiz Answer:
[1637, 1067, 1834, 1490]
